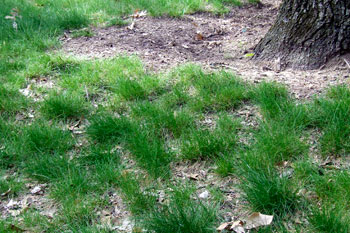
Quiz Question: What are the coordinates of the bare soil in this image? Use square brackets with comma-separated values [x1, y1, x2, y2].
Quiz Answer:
[61, 0, 350, 99]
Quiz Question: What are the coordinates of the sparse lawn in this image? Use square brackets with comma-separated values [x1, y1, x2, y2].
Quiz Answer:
[1, 0, 350, 232]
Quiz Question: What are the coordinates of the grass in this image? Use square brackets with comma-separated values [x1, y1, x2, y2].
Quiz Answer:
[239, 165, 299, 217]
[1, 0, 350, 232]
[142, 185, 220, 233]
[0, 84, 28, 115]
[87, 113, 132, 143]
[309, 206, 350, 233]
[312, 85, 350, 155]
[41, 91, 90, 120]
[23, 122, 74, 154]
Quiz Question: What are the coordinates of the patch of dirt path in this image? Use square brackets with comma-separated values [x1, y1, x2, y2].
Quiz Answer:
[61, 0, 350, 98]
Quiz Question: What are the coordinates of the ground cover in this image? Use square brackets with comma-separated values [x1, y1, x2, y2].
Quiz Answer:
[1, 0, 350, 232]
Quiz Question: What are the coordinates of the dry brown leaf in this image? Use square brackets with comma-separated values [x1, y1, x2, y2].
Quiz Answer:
[230, 220, 245, 232]
[130, 10, 147, 18]
[195, 32, 204, 41]
[216, 222, 231, 231]
[245, 212, 273, 229]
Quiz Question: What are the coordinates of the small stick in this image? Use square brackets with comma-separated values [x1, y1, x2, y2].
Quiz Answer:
[344, 58, 350, 69]
[84, 85, 89, 100]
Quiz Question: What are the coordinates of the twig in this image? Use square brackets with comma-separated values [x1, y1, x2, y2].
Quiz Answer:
[344, 58, 350, 69]
[84, 85, 89, 100]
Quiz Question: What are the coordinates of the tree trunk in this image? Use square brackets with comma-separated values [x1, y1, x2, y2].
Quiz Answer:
[254, 0, 350, 70]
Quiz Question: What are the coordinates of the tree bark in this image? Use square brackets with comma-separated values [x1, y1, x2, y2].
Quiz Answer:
[254, 0, 350, 70]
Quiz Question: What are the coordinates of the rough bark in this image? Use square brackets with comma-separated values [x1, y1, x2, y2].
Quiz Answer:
[254, 0, 350, 70]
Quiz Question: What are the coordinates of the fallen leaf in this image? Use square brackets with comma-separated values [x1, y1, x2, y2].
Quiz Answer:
[216, 222, 231, 231]
[231, 220, 245, 233]
[30, 186, 42, 195]
[199, 190, 209, 199]
[130, 10, 147, 18]
[7, 199, 19, 209]
[195, 32, 204, 41]
[245, 212, 273, 229]
[244, 53, 255, 58]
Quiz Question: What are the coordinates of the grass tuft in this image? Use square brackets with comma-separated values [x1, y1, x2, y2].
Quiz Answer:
[41, 91, 89, 120]
[142, 185, 219, 233]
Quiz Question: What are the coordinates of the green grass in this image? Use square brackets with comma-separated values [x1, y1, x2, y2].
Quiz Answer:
[239, 166, 299, 217]
[0, 175, 24, 197]
[127, 125, 173, 178]
[131, 102, 195, 138]
[254, 120, 308, 163]
[2, 0, 350, 231]
[87, 113, 132, 143]
[117, 172, 157, 214]
[312, 85, 350, 155]
[142, 185, 220, 233]
[309, 206, 350, 233]
[23, 122, 74, 154]
[0, 84, 28, 115]
[41, 91, 90, 120]
[181, 115, 239, 160]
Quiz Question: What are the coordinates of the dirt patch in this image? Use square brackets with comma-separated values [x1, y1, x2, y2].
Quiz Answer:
[61, 0, 350, 98]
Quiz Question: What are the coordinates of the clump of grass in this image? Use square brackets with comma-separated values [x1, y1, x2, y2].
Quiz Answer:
[131, 102, 194, 138]
[112, 75, 164, 101]
[312, 85, 350, 155]
[127, 126, 173, 178]
[87, 113, 132, 143]
[0, 175, 24, 197]
[314, 171, 350, 206]
[215, 153, 236, 177]
[181, 128, 230, 160]
[309, 206, 350, 233]
[239, 166, 299, 217]
[160, 84, 190, 109]
[41, 92, 89, 120]
[142, 185, 219, 233]
[48, 56, 81, 74]
[190, 70, 249, 112]
[51, 167, 93, 201]
[117, 172, 157, 214]
[293, 159, 320, 184]
[181, 115, 239, 160]
[0, 84, 28, 114]
[250, 82, 289, 118]
[23, 122, 74, 154]
[24, 153, 72, 182]
[254, 121, 308, 163]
